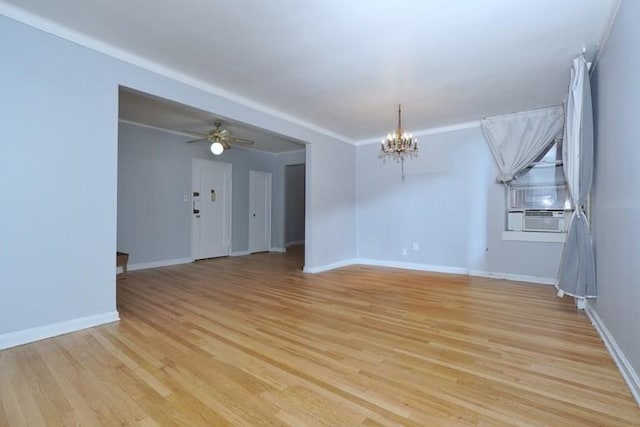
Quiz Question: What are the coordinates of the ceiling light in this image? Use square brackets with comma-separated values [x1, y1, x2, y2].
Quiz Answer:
[210, 141, 224, 155]
[379, 104, 418, 180]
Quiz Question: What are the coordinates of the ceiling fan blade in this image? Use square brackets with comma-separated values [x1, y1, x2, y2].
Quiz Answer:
[217, 129, 230, 138]
[185, 138, 207, 144]
[222, 141, 232, 150]
[230, 137, 255, 145]
[182, 130, 209, 137]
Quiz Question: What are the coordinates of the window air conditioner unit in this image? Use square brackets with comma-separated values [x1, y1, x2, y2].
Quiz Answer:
[523, 210, 566, 233]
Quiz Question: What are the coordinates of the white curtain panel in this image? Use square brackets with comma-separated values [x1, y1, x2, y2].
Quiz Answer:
[481, 106, 564, 183]
[557, 55, 597, 299]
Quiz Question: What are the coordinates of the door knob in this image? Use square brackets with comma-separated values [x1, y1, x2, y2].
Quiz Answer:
[253, 213, 256, 217]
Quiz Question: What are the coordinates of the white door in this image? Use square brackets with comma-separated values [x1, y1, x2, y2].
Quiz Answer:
[249, 170, 272, 253]
[192, 159, 232, 260]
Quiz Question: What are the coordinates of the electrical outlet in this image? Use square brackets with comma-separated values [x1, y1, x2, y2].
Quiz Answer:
[402, 248, 408, 256]
[412, 242, 419, 251]
[183, 194, 189, 202]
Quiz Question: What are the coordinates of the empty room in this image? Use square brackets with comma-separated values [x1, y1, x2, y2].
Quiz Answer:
[1, 1, 639, 426]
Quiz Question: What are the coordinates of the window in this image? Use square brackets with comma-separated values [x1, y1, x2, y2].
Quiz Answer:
[504, 137, 573, 240]
[508, 137, 572, 211]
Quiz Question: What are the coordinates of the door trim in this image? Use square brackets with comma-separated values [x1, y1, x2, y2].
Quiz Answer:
[249, 170, 272, 254]
[191, 158, 232, 260]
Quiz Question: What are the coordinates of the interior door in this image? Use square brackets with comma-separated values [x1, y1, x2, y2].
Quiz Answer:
[192, 159, 232, 260]
[249, 170, 272, 253]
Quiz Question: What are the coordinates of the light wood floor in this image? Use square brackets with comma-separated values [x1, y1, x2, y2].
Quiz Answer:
[1, 248, 639, 426]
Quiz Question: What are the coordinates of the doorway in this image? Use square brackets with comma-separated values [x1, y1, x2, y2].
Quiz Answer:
[249, 170, 272, 253]
[192, 158, 232, 260]
[285, 164, 305, 248]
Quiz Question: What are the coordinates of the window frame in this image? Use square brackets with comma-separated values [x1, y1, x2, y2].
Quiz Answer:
[503, 136, 574, 242]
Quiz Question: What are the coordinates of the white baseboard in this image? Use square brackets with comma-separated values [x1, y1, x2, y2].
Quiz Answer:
[285, 240, 304, 247]
[230, 250, 251, 257]
[303, 259, 358, 273]
[355, 258, 468, 276]
[232, 249, 286, 256]
[128, 257, 193, 271]
[303, 258, 556, 285]
[0, 311, 120, 350]
[585, 302, 640, 406]
[469, 269, 557, 286]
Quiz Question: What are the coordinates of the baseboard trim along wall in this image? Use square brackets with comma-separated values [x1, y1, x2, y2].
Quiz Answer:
[468, 269, 557, 286]
[230, 250, 251, 257]
[270, 247, 287, 253]
[285, 240, 305, 247]
[585, 302, 640, 406]
[355, 259, 468, 276]
[0, 311, 120, 351]
[303, 259, 359, 274]
[128, 257, 193, 271]
[304, 258, 557, 285]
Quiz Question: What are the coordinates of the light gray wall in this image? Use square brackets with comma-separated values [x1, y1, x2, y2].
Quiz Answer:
[590, 0, 640, 377]
[271, 150, 306, 250]
[0, 16, 118, 335]
[285, 164, 306, 245]
[218, 147, 276, 253]
[356, 126, 563, 279]
[117, 122, 279, 263]
[118, 124, 192, 264]
[0, 15, 355, 336]
[306, 141, 357, 268]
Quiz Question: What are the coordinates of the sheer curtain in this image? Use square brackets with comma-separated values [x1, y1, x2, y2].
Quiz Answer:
[481, 106, 564, 183]
[557, 55, 597, 300]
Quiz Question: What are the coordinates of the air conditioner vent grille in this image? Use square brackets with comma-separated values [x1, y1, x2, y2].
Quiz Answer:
[523, 210, 566, 232]
[526, 210, 553, 217]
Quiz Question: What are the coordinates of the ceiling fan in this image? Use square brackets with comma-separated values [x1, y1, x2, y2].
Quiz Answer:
[184, 121, 254, 155]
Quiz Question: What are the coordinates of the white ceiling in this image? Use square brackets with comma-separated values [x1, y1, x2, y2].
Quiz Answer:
[119, 89, 306, 154]
[2, 0, 618, 141]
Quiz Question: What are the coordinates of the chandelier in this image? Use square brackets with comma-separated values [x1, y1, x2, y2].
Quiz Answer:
[379, 104, 418, 180]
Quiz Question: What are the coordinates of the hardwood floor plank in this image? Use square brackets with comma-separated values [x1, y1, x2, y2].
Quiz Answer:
[1, 247, 638, 425]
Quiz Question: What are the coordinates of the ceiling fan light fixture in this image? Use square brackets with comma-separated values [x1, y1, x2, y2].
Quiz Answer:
[210, 141, 224, 155]
[185, 121, 255, 151]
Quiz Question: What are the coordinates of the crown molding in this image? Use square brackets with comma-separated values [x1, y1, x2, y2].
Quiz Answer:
[118, 119, 195, 138]
[591, 0, 622, 72]
[0, 3, 354, 145]
[354, 120, 481, 146]
[276, 148, 307, 156]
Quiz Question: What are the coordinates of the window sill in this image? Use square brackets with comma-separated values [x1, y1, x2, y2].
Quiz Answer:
[501, 231, 567, 243]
